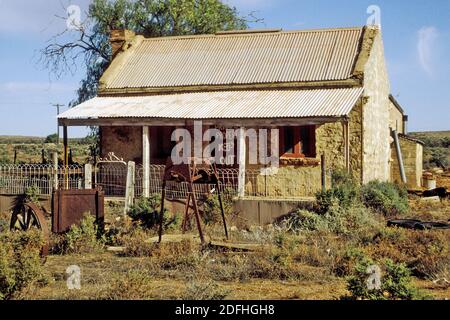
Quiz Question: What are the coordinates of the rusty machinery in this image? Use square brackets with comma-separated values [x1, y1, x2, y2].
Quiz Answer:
[159, 158, 229, 244]
[10, 189, 104, 256]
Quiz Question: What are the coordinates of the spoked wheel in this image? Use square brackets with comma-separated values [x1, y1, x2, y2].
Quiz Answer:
[10, 202, 49, 256]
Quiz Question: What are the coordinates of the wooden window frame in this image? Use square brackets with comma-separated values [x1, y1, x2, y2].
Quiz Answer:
[280, 126, 316, 159]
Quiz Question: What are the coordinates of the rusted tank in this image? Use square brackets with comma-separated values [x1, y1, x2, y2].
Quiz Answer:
[51, 189, 105, 233]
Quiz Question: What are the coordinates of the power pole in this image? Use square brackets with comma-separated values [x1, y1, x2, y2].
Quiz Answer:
[52, 103, 65, 145]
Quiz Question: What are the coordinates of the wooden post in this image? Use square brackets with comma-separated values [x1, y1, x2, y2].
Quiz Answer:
[84, 164, 93, 189]
[142, 126, 150, 198]
[321, 153, 326, 192]
[63, 126, 69, 189]
[237, 127, 246, 198]
[52, 152, 58, 191]
[343, 120, 350, 172]
[124, 161, 136, 215]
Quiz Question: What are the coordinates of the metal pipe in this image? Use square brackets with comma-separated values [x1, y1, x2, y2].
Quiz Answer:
[392, 129, 407, 184]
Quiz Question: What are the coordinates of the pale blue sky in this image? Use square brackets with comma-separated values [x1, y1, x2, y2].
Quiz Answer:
[0, 0, 449, 137]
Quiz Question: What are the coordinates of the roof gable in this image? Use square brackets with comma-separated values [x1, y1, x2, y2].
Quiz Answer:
[100, 27, 367, 93]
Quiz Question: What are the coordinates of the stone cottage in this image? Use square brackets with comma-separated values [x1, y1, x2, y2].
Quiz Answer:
[58, 25, 423, 199]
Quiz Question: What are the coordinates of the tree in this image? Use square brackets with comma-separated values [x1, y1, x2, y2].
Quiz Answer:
[41, 0, 259, 107]
[44, 133, 59, 144]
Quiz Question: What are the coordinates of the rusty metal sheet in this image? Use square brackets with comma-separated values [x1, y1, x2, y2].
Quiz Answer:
[51, 189, 105, 233]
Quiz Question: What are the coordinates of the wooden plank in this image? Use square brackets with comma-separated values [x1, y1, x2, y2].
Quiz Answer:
[142, 126, 150, 197]
[238, 127, 246, 198]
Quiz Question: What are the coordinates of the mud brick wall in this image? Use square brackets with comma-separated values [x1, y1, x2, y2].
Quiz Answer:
[100, 126, 142, 163]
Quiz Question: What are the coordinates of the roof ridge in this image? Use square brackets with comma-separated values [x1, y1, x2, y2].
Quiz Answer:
[140, 26, 365, 42]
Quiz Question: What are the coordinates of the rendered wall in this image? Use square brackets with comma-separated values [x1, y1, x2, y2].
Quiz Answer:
[361, 30, 391, 183]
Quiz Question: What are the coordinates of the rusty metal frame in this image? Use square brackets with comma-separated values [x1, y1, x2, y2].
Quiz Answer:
[158, 158, 228, 245]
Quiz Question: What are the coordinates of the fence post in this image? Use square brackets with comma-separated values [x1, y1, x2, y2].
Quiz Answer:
[52, 152, 58, 191]
[84, 164, 93, 189]
[124, 161, 136, 215]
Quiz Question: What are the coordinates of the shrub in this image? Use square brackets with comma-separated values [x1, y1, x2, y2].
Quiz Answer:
[279, 210, 328, 233]
[361, 181, 409, 217]
[347, 257, 428, 300]
[57, 214, 104, 254]
[202, 193, 233, 226]
[99, 271, 154, 300]
[121, 228, 155, 257]
[182, 278, 229, 300]
[0, 231, 47, 300]
[128, 195, 179, 231]
[316, 170, 359, 214]
[369, 229, 449, 279]
[0, 212, 9, 233]
[128, 195, 161, 229]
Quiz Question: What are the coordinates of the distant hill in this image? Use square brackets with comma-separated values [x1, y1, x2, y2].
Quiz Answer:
[409, 131, 450, 169]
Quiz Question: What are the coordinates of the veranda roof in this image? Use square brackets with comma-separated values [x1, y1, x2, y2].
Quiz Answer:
[58, 87, 364, 126]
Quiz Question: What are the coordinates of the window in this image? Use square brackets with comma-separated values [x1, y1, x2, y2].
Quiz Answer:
[280, 126, 316, 158]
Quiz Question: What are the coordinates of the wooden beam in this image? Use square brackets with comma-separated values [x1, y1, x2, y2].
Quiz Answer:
[142, 126, 150, 198]
[59, 116, 344, 128]
[63, 126, 69, 189]
[237, 127, 246, 198]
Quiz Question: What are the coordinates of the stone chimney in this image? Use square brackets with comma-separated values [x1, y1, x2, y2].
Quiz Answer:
[110, 29, 136, 58]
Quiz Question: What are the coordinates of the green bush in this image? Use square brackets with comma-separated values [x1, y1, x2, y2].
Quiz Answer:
[279, 205, 381, 240]
[0, 231, 47, 300]
[347, 257, 428, 300]
[128, 195, 179, 231]
[202, 193, 233, 225]
[57, 214, 104, 254]
[316, 170, 359, 214]
[361, 181, 409, 217]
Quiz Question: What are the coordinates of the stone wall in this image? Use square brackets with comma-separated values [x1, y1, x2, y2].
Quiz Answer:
[391, 137, 423, 188]
[361, 30, 391, 183]
[389, 100, 405, 134]
[100, 126, 142, 163]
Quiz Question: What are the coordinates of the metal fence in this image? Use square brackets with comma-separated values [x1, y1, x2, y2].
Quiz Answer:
[0, 164, 84, 195]
[0, 163, 321, 199]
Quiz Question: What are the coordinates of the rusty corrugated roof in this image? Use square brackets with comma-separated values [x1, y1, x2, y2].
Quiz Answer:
[104, 27, 364, 90]
[58, 88, 364, 120]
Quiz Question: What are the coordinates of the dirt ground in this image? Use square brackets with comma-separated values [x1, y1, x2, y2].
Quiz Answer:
[21, 252, 449, 300]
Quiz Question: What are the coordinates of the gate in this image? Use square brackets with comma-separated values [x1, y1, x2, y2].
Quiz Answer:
[94, 153, 127, 197]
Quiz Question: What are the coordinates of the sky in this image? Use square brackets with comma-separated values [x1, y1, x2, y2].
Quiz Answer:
[0, 0, 449, 137]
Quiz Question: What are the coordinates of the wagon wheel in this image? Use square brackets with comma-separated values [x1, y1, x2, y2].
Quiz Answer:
[10, 202, 49, 257]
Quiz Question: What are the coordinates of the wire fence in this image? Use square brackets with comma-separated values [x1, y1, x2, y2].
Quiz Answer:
[0, 164, 84, 195]
[0, 163, 322, 199]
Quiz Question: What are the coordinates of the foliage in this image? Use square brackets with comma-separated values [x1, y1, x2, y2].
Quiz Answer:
[41, 0, 255, 110]
[25, 185, 41, 205]
[202, 192, 233, 225]
[0, 231, 47, 300]
[429, 149, 448, 169]
[44, 134, 59, 144]
[56, 214, 104, 254]
[183, 278, 229, 300]
[316, 170, 359, 214]
[347, 257, 428, 300]
[99, 270, 154, 300]
[361, 180, 409, 217]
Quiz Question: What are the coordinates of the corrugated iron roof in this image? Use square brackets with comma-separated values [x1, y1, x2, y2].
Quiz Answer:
[104, 27, 364, 90]
[58, 88, 364, 120]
